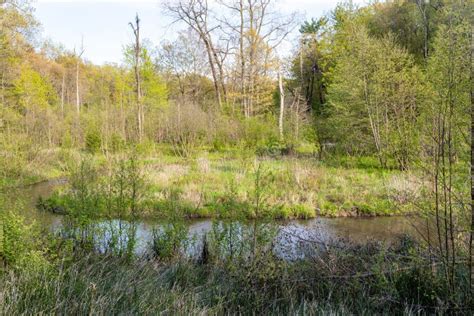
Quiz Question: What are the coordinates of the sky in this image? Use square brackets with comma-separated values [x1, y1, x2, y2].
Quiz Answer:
[33, 0, 368, 65]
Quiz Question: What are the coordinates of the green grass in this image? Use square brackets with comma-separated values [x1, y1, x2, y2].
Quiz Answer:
[1, 235, 470, 315]
[141, 151, 417, 218]
[38, 148, 421, 220]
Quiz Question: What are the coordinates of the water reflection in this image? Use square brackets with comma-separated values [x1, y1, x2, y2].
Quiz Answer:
[17, 180, 422, 260]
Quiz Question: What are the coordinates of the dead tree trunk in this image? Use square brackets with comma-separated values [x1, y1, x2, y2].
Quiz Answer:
[129, 14, 143, 142]
[278, 71, 285, 140]
[75, 38, 85, 115]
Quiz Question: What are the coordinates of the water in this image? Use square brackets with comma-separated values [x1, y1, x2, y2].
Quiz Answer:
[13, 180, 422, 259]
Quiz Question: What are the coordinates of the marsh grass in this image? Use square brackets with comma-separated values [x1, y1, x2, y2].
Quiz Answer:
[1, 232, 472, 315]
[40, 151, 417, 220]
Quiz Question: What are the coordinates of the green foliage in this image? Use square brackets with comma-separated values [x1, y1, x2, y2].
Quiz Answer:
[291, 204, 316, 219]
[325, 24, 423, 169]
[60, 130, 73, 149]
[13, 64, 57, 111]
[395, 266, 447, 307]
[109, 134, 125, 153]
[0, 211, 49, 271]
[242, 116, 279, 149]
[151, 222, 188, 260]
[105, 153, 146, 220]
[37, 192, 67, 214]
[85, 130, 102, 154]
[140, 48, 168, 110]
[2, 233, 471, 314]
[300, 17, 327, 34]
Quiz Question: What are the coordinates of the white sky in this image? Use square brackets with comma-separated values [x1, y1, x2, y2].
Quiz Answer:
[33, 0, 369, 65]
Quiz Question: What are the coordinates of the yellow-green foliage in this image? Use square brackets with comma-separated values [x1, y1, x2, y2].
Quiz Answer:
[0, 211, 49, 271]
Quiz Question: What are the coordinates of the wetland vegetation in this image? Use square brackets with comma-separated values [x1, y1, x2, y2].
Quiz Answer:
[1, 0, 473, 314]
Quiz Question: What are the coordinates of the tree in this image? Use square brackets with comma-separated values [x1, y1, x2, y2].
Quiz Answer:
[13, 63, 58, 145]
[278, 70, 284, 139]
[164, 0, 227, 108]
[74, 38, 85, 114]
[422, 4, 471, 289]
[294, 17, 327, 113]
[221, 0, 297, 117]
[326, 24, 423, 169]
[129, 14, 144, 142]
[158, 30, 211, 104]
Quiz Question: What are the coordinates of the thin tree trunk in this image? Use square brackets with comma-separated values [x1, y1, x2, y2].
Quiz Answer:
[363, 75, 384, 168]
[61, 70, 65, 115]
[434, 114, 444, 263]
[75, 61, 80, 114]
[295, 95, 300, 140]
[1, 71, 5, 105]
[130, 14, 143, 142]
[416, 0, 429, 60]
[239, 0, 247, 117]
[75, 39, 85, 115]
[469, 21, 474, 292]
[278, 71, 285, 140]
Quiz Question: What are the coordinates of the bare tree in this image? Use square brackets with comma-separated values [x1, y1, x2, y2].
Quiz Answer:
[219, 0, 297, 116]
[74, 37, 84, 114]
[164, 0, 227, 108]
[129, 14, 144, 142]
[159, 30, 209, 103]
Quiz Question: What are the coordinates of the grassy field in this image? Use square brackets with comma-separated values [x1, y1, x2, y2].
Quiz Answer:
[33, 146, 423, 219]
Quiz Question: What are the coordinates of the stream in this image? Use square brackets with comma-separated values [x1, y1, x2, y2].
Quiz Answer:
[10, 179, 423, 259]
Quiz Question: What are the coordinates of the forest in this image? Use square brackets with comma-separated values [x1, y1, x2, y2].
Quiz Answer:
[0, 0, 473, 314]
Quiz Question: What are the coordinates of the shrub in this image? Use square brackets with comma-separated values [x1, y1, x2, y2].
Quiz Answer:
[36, 193, 67, 214]
[61, 130, 73, 149]
[0, 211, 49, 271]
[151, 222, 189, 260]
[85, 130, 101, 153]
[242, 116, 279, 149]
[110, 134, 125, 153]
[395, 266, 447, 308]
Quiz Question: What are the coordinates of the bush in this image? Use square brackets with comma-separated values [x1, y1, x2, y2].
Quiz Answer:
[256, 137, 296, 157]
[61, 131, 73, 149]
[110, 134, 125, 153]
[151, 222, 189, 260]
[36, 193, 67, 214]
[395, 266, 447, 308]
[0, 211, 49, 271]
[242, 116, 279, 149]
[85, 130, 101, 153]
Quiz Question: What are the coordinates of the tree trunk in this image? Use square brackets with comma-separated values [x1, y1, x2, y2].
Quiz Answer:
[278, 71, 285, 140]
[470, 22, 474, 293]
[130, 14, 143, 142]
[203, 38, 222, 108]
[61, 70, 65, 115]
[75, 40, 84, 115]
[416, 0, 430, 60]
[1, 71, 5, 105]
[75, 61, 80, 114]
[239, 0, 247, 116]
